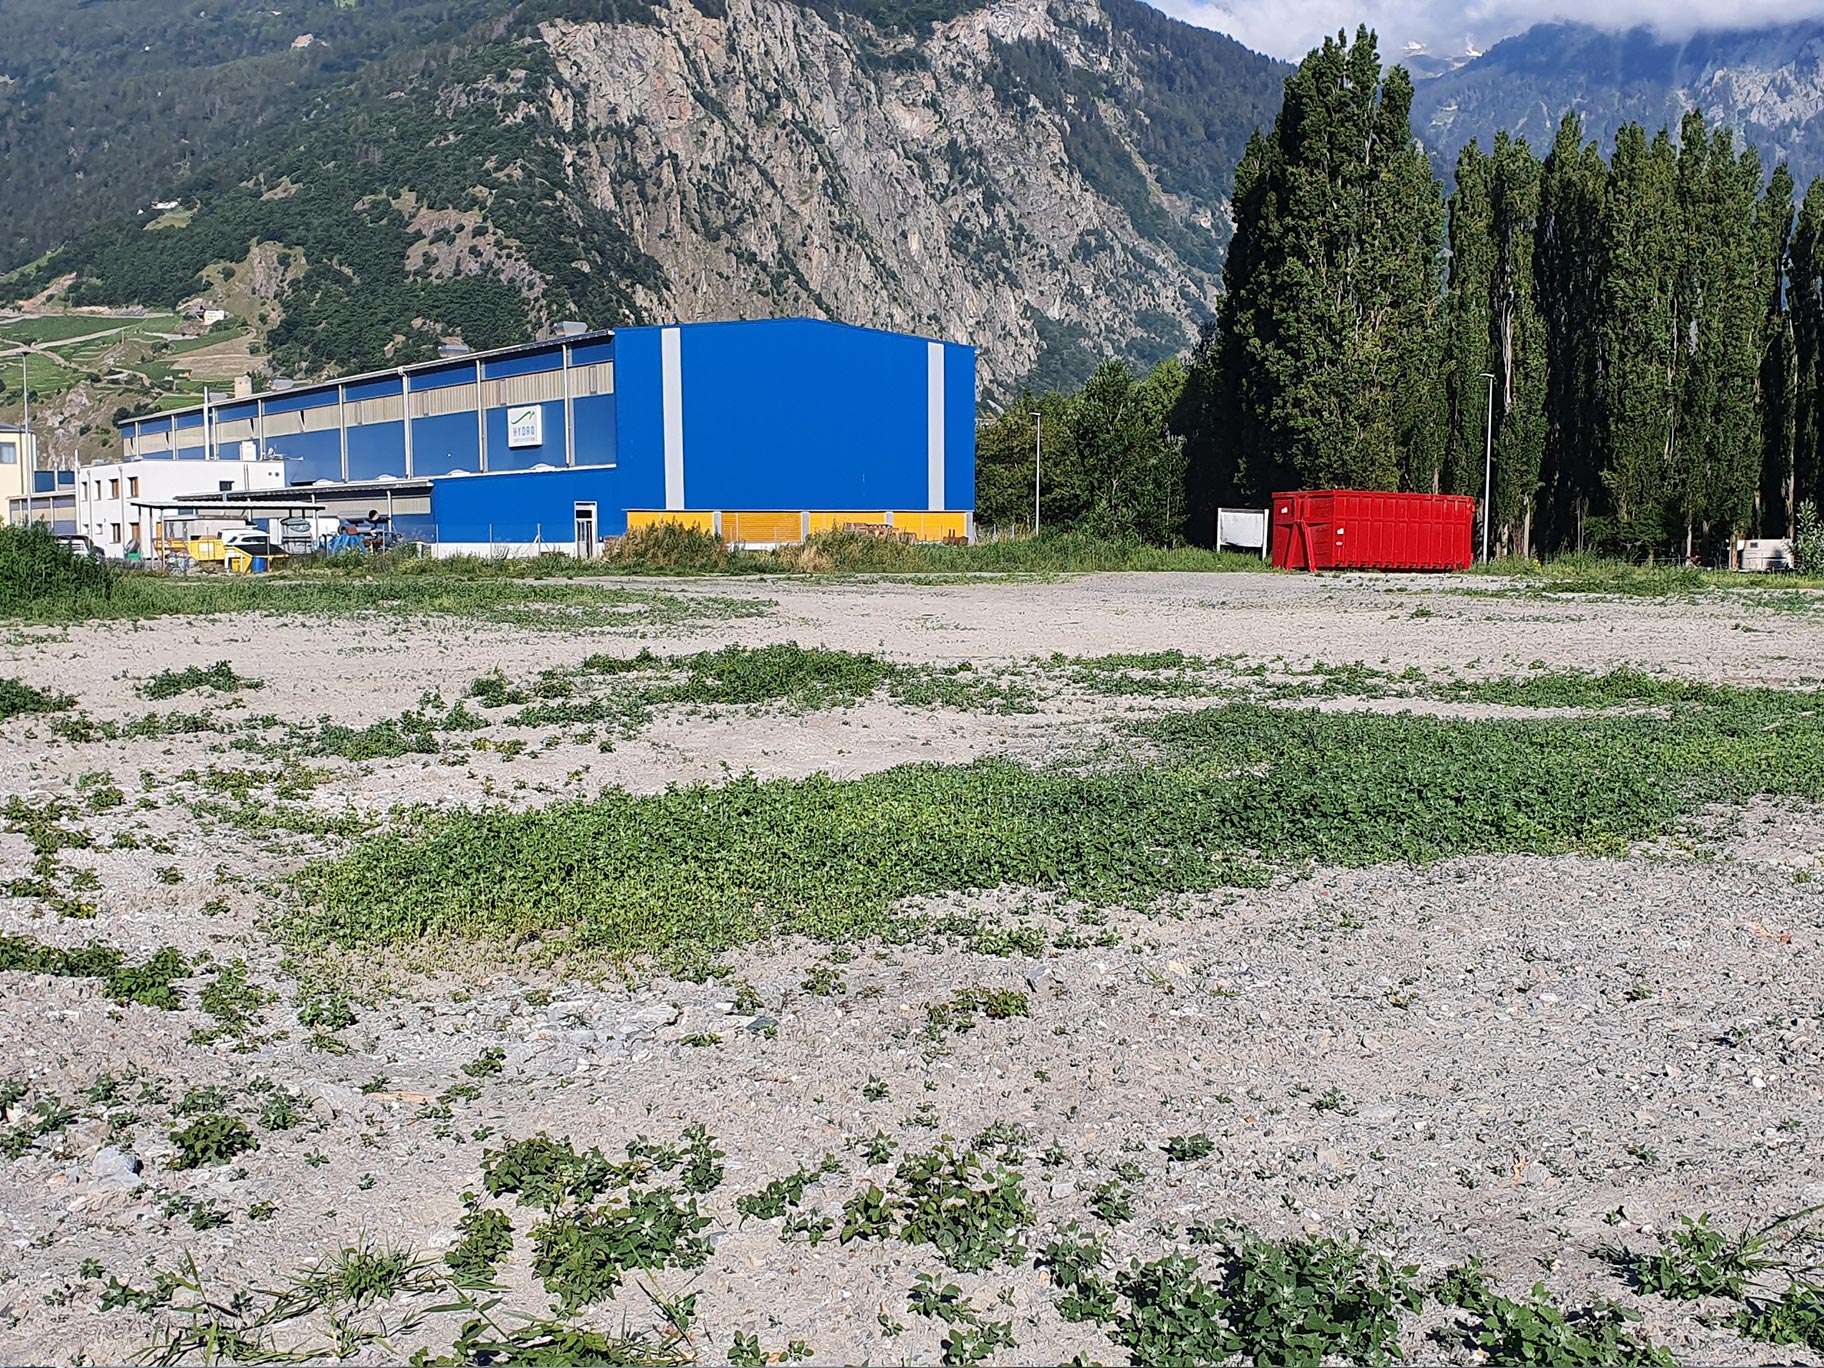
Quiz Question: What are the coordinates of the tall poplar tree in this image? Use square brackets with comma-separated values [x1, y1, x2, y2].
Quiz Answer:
[1598, 124, 1679, 556]
[1790, 180, 1824, 520]
[1533, 114, 1608, 552]
[1756, 166, 1798, 537]
[1664, 117, 1763, 559]
[1442, 142, 1492, 498]
[1211, 27, 1443, 498]
[1487, 132, 1547, 555]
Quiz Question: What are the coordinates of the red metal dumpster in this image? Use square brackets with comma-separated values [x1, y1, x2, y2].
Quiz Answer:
[1269, 490, 1476, 572]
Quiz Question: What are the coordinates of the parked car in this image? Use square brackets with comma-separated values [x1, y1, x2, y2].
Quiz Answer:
[54, 533, 105, 563]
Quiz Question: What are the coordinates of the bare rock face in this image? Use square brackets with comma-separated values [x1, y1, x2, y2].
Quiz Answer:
[1412, 20, 1824, 187]
[530, 0, 1255, 393]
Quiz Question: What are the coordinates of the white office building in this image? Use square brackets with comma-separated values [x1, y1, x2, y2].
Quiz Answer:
[73, 455, 285, 558]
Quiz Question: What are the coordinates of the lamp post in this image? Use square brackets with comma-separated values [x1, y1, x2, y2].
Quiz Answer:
[1479, 371, 1496, 563]
[21, 355, 31, 528]
[1031, 410, 1041, 535]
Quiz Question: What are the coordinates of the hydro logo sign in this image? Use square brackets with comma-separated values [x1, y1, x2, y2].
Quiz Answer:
[506, 405, 543, 449]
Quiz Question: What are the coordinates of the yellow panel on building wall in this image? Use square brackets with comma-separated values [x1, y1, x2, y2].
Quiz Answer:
[627, 510, 716, 534]
[722, 510, 804, 545]
[808, 511, 890, 534]
[892, 511, 968, 541]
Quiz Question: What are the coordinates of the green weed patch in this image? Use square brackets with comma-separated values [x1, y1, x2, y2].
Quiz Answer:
[3, 570, 769, 631]
[0, 676, 74, 721]
[0, 934, 189, 1009]
[492, 643, 1031, 734]
[297, 684, 1824, 965]
[140, 660, 263, 700]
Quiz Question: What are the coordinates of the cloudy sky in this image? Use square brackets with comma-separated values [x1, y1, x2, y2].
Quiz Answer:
[1158, 0, 1824, 61]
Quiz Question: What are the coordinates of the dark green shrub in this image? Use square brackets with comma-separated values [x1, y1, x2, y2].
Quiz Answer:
[0, 524, 115, 618]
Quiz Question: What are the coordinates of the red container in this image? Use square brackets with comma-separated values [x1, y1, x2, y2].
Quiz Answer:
[1269, 490, 1475, 572]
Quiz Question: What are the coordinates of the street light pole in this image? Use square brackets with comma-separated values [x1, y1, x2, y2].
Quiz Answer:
[22, 355, 33, 529]
[1479, 371, 1496, 563]
[1031, 410, 1041, 535]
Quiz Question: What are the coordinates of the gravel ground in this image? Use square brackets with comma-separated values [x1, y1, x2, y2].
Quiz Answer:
[1, 570, 1822, 1366]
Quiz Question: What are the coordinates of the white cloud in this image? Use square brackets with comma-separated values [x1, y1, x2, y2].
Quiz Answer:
[1156, 0, 1824, 62]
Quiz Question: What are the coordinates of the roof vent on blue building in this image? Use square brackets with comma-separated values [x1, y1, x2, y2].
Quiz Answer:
[542, 321, 589, 340]
[439, 343, 471, 358]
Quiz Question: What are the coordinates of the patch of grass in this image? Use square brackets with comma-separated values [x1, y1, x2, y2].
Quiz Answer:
[4, 568, 770, 631]
[168, 1113, 256, 1169]
[1733, 1282, 1824, 1351]
[778, 528, 1270, 575]
[529, 1187, 712, 1314]
[297, 1240, 438, 1308]
[265, 527, 1274, 579]
[462, 1046, 506, 1078]
[478, 1131, 718, 1312]
[1214, 1232, 1421, 1365]
[887, 1145, 1031, 1272]
[297, 680, 1824, 967]
[296, 988, 357, 1033]
[925, 987, 1030, 1038]
[1617, 1213, 1784, 1301]
[1064, 649, 1232, 698]
[1435, 667, 1738, 711]
[1039, 1224, 1118, 1324]
[1614, 1209, 1824, 1355]
[735, 1155, 842, 1222]
[2, 1095, 76, 1158]
[1467, 552, 1824, 601]
[1113, 1252, 1237, 1365]
[297, 698, 487, 760]
[1164, 1133, 1215, 1162]
[1439, 1274, 1675, 1366]
[194, 959, 270, 1041]
[444, 1209, 514, 1283]
[507, 643, 1030, 733]
[0, 933, 189, 1009]
[258, 1092, 306, 1131]
[0, 676, 74, 721]
[141, 660, 263, 700]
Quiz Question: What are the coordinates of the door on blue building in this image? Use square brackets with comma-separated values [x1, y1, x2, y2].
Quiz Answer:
[573, 502, 598, 559]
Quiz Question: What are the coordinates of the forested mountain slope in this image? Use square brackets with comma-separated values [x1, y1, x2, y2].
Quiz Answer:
[0, 0, 1287, 394]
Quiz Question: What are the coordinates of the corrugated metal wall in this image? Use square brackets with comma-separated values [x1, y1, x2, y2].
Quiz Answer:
[119, 319, 977, 549]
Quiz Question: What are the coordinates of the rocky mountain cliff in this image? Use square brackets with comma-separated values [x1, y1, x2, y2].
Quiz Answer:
[1, 0, 1287, 397]
[1411, 21, 1824, 183]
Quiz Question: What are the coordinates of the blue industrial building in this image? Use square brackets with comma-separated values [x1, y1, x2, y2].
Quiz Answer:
[116, 318, 976, 553]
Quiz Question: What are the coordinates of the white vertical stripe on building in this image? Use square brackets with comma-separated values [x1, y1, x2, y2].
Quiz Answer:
[927, 341, 945, 511]
[401, 370, 414, 476]
[562, 343, 576, 467]
[661, 326, 685, 510]
[476, 359, 487, 472]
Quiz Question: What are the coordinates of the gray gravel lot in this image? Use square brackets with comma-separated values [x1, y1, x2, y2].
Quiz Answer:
[1, 571, 1821, 1365]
